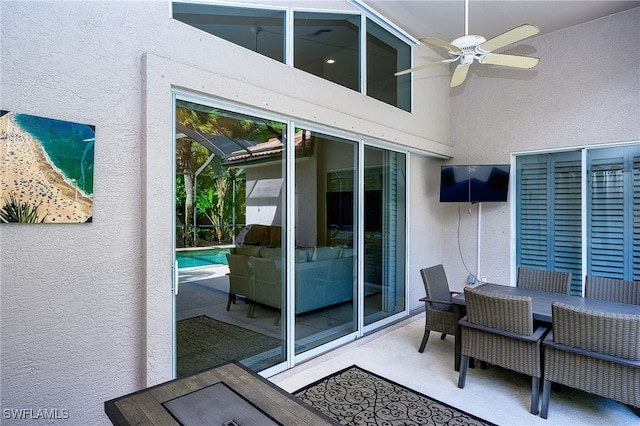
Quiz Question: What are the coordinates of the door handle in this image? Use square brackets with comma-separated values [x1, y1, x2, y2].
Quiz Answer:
[173, 260, 179, 296]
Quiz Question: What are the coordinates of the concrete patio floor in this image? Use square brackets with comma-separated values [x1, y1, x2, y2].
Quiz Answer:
[272, 315, 638, 425]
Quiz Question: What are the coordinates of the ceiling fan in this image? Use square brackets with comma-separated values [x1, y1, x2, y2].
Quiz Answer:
[395, 0, 540, 87]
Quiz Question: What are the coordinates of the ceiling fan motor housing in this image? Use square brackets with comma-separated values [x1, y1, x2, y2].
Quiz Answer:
[451, 34, 487, 51]
[450, 35, 488, 65]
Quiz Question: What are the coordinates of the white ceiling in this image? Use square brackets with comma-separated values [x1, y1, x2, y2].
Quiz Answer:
[361, 0, 640, 43]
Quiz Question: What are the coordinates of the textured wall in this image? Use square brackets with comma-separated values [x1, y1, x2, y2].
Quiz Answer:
[0, 1, 449, 424]
[443, 7, 640, 291]
[1, 2, 153, 425]
[409, 154, 445, 303]
[3, 0, 636, 423]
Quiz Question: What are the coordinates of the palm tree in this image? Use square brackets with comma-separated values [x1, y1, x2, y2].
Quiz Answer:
[0, 193, 49, 223]
[176, 101, 283, 246]
[175, 105, 220, 246]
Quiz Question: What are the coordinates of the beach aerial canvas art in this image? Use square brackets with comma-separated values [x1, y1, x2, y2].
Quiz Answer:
[0, 111, 94, 223]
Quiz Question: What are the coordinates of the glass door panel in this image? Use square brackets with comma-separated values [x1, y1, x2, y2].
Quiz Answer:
[174, 100, 286, 376]
[363, 147, 406, 325]
[294, 130, 357, 353]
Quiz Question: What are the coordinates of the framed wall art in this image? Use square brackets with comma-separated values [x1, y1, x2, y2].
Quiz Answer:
[1, 111, 95, 223]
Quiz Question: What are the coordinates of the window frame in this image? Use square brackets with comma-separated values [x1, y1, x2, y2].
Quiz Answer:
[171, 0, 416, 112]
[173, 88, 411, 376]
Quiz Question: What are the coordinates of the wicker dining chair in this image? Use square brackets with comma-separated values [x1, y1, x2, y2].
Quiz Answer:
[584, 275, 640, 305]
[418, 265, 460, 353]
[457, 286, 549, 415]
[516, 266, 572, 294]
[540, 302, 640, 419]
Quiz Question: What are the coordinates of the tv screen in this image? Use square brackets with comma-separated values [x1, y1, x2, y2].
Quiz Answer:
[440, 164, 510, 203]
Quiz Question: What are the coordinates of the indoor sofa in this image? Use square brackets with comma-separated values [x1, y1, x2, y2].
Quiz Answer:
[226, 245, 354, 315]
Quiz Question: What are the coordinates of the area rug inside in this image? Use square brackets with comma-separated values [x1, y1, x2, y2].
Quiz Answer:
[294, 365, 496, 426]
[176, 315, 283, 377]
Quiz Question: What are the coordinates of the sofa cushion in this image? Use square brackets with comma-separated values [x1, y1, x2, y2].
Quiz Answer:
[236, 245, 262, 256]
[313, 246, 341, 261]
[295, 249, 308, 263]
[340, 248, 353, 258]
[305, 247, 315, 262]
[260, 246, 283, 258]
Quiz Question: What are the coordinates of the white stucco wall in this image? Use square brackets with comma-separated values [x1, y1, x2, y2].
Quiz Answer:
[408, 153, 444, 303]
[245, 164, 286, 226]
[0, 1, 449, 423]
[2, 0, 636, 422]
[443, 7, 640, 290]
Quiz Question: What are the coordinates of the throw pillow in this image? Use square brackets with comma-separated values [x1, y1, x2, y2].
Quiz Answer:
[313, 246, 341, 261]
[295, 249, 308, 263]
[340, 248, 353, 258]
[236, 245, 262, 256]
[260, 247, 283, 258]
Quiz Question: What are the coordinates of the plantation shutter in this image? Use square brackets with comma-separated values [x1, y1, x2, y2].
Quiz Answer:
[382, 151, 405, 312]
[382, 152, 395, 311]
[516, 152, 581, 294]
[552, 156, 582, 294]
[516, 155, 549, 268]
[587, 146, 640, 280]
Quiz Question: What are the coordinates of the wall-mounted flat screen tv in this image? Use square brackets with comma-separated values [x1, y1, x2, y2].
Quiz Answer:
[440, 164, 510, 203]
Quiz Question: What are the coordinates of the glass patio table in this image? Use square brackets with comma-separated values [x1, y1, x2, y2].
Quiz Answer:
[451, 283, 640, 371]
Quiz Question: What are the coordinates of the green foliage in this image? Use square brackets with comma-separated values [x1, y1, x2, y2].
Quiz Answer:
[0, 193, 49, 223]
[196, 187, 215, 217]
[195, 169, 246, 243]
[176, 102, 266, 246]
[176, 175, 187, 207]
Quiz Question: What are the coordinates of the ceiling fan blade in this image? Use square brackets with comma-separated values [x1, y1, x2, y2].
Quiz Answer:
[450, 64, 470, 88]
[419, 37, 460, 54]
[394, 61, 448, 77]
[481, 53, 539, 69]
[477, 24, 540, 53]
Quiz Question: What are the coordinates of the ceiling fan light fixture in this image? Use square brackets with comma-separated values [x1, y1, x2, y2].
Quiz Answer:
[459, 54, 474, 66]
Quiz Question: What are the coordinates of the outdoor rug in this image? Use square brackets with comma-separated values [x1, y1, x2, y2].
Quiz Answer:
[176, 315, 283, 377]
[294, 365, 496, 426]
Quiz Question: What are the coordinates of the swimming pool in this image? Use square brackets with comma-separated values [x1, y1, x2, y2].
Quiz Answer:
[176, 248, 231, 269]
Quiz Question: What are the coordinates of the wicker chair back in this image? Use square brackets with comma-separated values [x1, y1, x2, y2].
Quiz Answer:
[584, 275, 640, 305]
[464, 286, 534, 336]
[516, 266, 571, 294]
[551, 301, 640, 361]
[421, 265, 452, 311]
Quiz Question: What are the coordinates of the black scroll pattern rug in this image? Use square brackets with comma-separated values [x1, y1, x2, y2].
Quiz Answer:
[294, 365, 496, 426]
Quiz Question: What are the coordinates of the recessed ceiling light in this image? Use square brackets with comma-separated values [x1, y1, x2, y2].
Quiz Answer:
[326, 59, 335, 64]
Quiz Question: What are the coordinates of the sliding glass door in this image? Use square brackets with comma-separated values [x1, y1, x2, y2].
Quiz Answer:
[172, 95, 407, 375]
[294, 130, 358, 354]
[174, 100, 286, 376]
[515, 144, 640, 295]
[363, 147, 406, 325]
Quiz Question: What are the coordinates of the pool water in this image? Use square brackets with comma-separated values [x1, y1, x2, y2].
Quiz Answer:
[176, 248, 230, 268]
